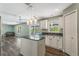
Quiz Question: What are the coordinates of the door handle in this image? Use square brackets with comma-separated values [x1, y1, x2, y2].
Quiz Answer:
[71, 37, 74, 39]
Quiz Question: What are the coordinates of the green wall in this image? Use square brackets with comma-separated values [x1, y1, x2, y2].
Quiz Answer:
[2, 24, 15, 34]
[15, 23, 29, 36]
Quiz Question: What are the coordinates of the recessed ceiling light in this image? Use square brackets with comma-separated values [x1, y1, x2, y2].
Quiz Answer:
[55, 9, 60, 11]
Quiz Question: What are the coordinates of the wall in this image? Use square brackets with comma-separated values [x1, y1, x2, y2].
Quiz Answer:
[63, 4, 79, 14]
[0, 12, 17, 35]
[2, 24, 15, 35]
[15, 23, 29, 36]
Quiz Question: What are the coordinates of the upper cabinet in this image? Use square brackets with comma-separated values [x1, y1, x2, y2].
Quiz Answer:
[58, 17, 64, 29]
[49, 17, 63, 33]
[38, 16, 63, 33]
[39, 20, 48, 30]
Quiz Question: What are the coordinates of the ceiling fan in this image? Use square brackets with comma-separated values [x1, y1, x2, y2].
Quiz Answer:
[25, 3, 32, 8]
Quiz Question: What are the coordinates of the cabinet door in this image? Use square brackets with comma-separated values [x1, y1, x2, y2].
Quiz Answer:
[71, 11, 77, 56]
[64, 13, 72, 55]
[40, 20, 48, 29]
[64, 11, 77, 56]
[50, 36, 57, 49]
[57, 36, 63, 50]
[39, 21, 42, 29]
[38, 39, 45, 56]
[45, 35, 50, 46]
[59, 17, 63, 28]
[21, 38, 32, 56]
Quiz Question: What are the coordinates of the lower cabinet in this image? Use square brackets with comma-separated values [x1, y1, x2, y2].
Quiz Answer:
[45, 35, 50, 46]
[0, 36, 2, 42]
[49, 35, 57, 49]
[20, 38, 45, 56]
[57, 36, 63, 50]
[20, 38, 32, 56]
[38, 39, 45, 55]
[45, 35, 63, 50]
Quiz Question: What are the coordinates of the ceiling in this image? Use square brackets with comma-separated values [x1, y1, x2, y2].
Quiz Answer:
[0, 3, 72, 25]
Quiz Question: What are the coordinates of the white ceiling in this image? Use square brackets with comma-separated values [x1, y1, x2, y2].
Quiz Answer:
[0, 3, 72, 25]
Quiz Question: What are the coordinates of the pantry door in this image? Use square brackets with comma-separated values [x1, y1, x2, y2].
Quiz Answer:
[64, 10, 77, 56]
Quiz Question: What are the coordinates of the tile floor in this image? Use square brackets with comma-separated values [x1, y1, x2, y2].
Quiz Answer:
[0, 36, 68, 56]
[0, 37, 20, 56]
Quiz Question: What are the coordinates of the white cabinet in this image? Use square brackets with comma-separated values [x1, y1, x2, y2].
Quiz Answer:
[20, 38, 45, 56]
[57, 36, 63, 50]
[64, 10, 78, 56]
[47, 17, 63, 32]
[0, 35, 1, 42]
[45, 35, 50, 46]
[38, 39, 45, 55]
[58, 17, 64, 29]
[50, 35, 57, 49]
[45, 35, 63, 50]
[20, 38, 32, 56]
[39, 20, 48, 30]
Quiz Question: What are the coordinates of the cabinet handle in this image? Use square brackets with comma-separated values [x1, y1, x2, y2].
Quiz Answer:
[59, 37, 61, 39]
[57, 39, 59, 41]
[49, 39, 52, 40]
[53, 36, 55, 38]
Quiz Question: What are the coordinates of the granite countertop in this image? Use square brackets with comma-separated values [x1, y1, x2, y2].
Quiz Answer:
[17, 35, 45, 41]
[42, 32, 63, 36]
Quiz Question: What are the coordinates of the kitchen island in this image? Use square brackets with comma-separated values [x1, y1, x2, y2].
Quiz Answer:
[17, 36, 45, 56]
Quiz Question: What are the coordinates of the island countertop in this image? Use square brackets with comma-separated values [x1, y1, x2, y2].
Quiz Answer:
[17, 35, 45, 41]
